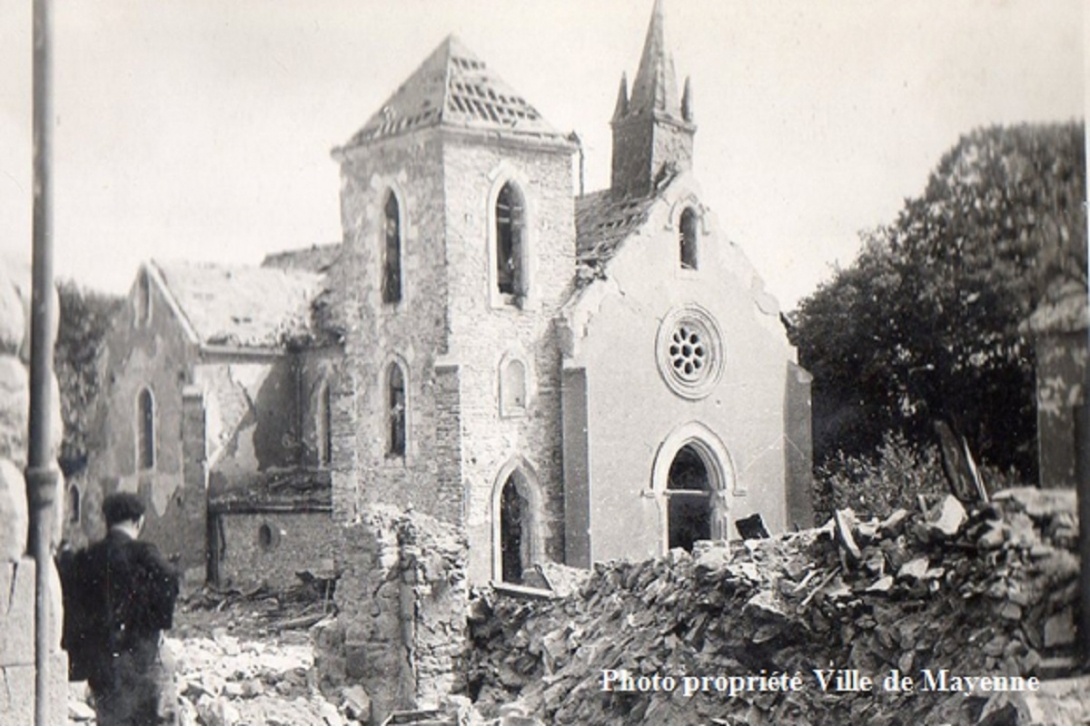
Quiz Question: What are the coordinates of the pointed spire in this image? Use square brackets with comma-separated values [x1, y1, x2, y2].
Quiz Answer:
[612, 73, 629, 121]
[681, 76, 693, 122]
[628, 0, 680, 118]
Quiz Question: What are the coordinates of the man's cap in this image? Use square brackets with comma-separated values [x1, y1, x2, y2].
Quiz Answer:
[102, 492, 146, 526]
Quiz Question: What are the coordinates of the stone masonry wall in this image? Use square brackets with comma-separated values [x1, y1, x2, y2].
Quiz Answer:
[0, 257, 67, 725]
[216, 511, 341, 591]
[313, 505, 468, 725]
[334, 131, 455, 523]
[442, 137, 576, 583]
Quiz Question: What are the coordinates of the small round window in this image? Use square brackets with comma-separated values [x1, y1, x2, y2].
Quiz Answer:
[656, 306, 723, 399]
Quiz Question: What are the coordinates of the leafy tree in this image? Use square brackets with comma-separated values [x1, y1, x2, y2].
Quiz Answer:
[55, 280, 123, 477]
[791, 122, 1087, 482]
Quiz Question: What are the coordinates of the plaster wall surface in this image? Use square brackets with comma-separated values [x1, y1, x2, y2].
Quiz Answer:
[564, 175, 795, 564]
[84, 271, 203, 566]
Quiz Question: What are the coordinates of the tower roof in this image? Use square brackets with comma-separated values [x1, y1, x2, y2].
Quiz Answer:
[343, 35, 569, 148]
[627, 0, 681, 119]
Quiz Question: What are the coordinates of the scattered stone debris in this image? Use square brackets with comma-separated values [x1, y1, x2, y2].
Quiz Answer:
[466, 487, 1080, 725]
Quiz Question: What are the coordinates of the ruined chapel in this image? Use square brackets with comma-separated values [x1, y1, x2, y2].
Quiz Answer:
[73, 1, 813, 587]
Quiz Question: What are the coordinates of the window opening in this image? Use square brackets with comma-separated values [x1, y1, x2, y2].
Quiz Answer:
[495, 182, 525, 298]
[136, 272, 151, 324]
[500, 359, 527, 415]
[137, 388, 155, 470]
[387, 363, 406, 457]
[680, 207, 699, 270]
[666, 444, 711, 551]
[319, 383, 333, 466]
[68, 484, 80, 525]
[382, 192, 402, 304]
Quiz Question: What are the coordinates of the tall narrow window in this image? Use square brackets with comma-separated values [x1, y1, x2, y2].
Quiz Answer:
[680, 207, 699, 270]
[318, 382, 333, 466]
[137, 388, 155, 470]
[387, 363, 406, 457]
[382, 192, 402, 304]
[68, 484, 81, 525]
[136, 271, 151, 325]
[495, 182, 525, 298]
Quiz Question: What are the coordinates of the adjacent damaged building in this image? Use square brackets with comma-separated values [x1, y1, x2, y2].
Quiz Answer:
[77, 1, 813, 587]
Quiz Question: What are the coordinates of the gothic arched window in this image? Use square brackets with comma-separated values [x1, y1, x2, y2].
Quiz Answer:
[386, 362, 406, 457]
[680, 207, 699, 270]
[495, 182, 526, 299]
[137, 387, 156, 470]
[382, 191, 402, 304]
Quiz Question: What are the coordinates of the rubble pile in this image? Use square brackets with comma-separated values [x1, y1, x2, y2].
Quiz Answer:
[467, 488, 1079, 725]
[68, 628, 357, 726]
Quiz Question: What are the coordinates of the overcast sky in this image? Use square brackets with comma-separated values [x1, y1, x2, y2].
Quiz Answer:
[0, 0, 1084, 310]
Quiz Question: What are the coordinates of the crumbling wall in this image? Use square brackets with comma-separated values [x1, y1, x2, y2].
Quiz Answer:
[0, 258, 67, 725]
[216, 511, 341, 591]
[313, 505, 468, 724]
[468, 488, 1079, 725]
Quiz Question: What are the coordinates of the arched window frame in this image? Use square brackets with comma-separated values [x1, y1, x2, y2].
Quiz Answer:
[679, 206, 699, 270]
[486, 170, 535, 309]
[381, 189, 403, 305]
[384, 359, 409, 460]
[498, 352, 531, 418]
[136, 387, 156, 471]
[490, 456, 546, 584]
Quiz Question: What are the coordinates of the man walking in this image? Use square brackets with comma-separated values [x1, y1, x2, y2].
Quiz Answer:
[62, 492, 180, 725]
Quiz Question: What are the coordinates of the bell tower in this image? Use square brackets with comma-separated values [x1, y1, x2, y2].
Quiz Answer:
[610, 0, 696, 199]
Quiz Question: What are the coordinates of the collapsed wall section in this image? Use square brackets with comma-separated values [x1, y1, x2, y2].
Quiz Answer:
[313, 505, 468, 724]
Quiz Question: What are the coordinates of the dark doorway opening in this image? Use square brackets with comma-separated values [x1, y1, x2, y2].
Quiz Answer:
[500, 475, 526, 583]
[666, 444, 712, 551]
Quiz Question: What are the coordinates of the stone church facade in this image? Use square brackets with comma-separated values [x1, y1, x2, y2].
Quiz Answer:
[76, 1, 812, 587]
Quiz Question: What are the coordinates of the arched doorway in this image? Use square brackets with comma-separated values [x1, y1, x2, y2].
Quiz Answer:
[500, 475, 527, 583]
[651, 423, 735, 554]
[491, 458, 544, 584]
[666, 444, 712, 551]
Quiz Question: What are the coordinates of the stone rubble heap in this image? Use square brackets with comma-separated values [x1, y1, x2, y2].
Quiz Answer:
[68, 629, 360, 726]
[466, 488, 1080, 725]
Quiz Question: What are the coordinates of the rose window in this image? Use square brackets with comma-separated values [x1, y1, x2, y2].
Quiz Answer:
[656, 306, 723, 399]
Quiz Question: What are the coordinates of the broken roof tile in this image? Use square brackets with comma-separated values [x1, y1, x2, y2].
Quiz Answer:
[153, 259, 325, 349]
[342, 35, 569, 148]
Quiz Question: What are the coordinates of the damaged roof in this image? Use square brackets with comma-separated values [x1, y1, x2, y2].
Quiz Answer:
[152, 259, 326, 349]
[574, 189, 659, 284]
[341, 35, 570, 148]
[262, 243, 343, 274]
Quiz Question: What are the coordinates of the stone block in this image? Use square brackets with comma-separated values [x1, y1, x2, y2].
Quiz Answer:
[0, 559, 36, 665]
[0, 271, 24, 357]
[0, 357, 28, 466]
[0, 460, 27, 561]
[0, 652, 66, 726]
